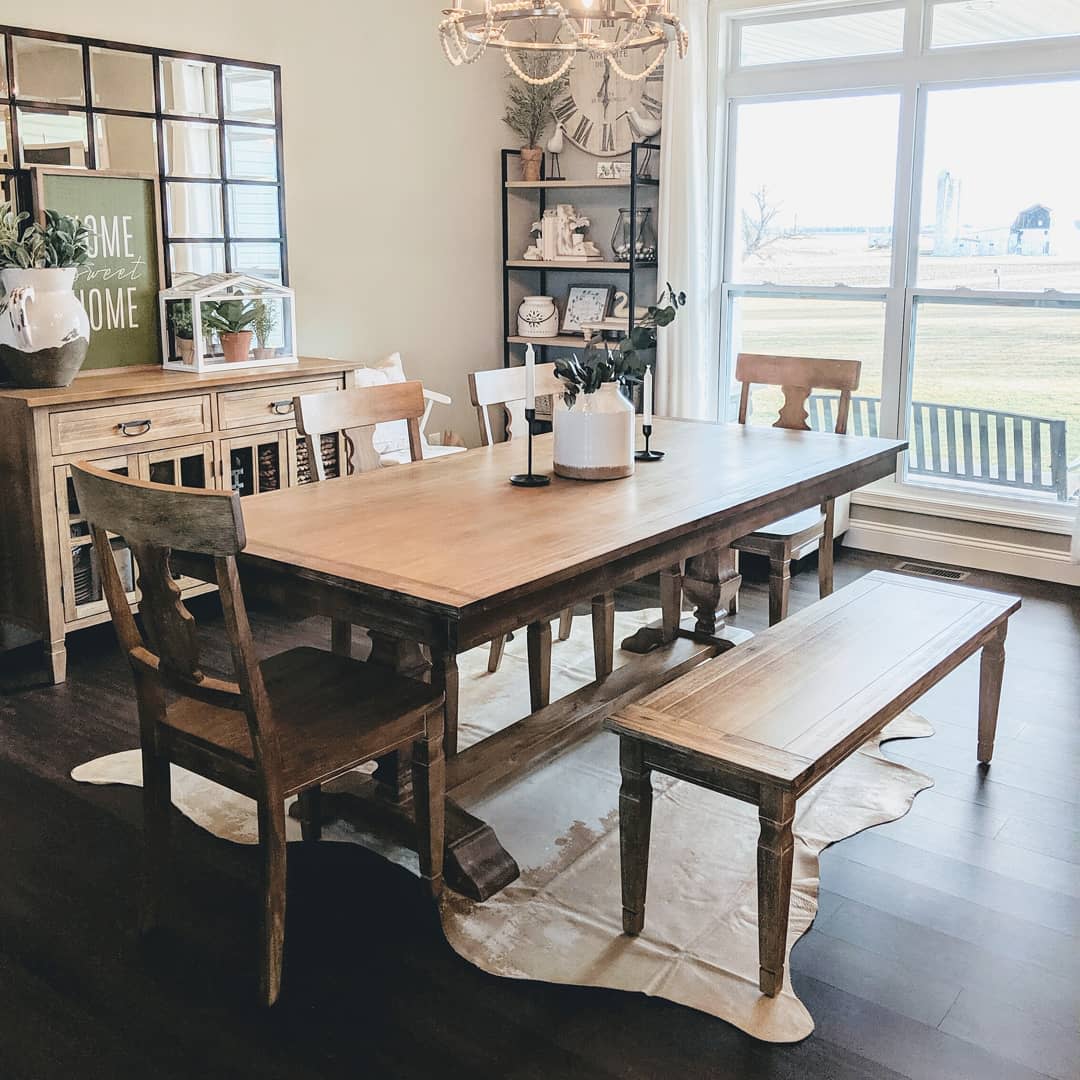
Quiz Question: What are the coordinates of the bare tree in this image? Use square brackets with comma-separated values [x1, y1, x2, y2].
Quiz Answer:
[741, 185, 785, 259]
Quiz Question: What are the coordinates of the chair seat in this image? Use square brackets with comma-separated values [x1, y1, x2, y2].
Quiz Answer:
[162, 647, 443, 797]
[732, 506, 825, 555]
[381, 443, 467, 466]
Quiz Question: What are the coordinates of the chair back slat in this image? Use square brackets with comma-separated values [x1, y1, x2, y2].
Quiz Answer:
[294, 381, 426, 477]
[468, 364, 565, 445]
[71, 461, 266, 734]
[734, 354, 862, 435]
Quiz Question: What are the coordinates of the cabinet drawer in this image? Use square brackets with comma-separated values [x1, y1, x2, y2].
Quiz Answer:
[50, 396, 213, 456]
[218, 378, 344, 430]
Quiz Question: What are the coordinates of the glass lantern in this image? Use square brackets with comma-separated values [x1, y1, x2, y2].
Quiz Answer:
[612, 208, 657, 263]
[158, 272, 296, 372]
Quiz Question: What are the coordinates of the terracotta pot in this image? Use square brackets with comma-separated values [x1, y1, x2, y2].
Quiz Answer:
[0, 267, 90, 388]
[219, 330, 253, 363]
[177, 336, 195, 365]
[553, 381, 636, 481]
[253, 346, 274, 361]
[520, 147, 543, 182]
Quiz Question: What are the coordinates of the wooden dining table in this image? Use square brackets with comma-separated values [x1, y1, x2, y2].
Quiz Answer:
[179, 417, 906, 900]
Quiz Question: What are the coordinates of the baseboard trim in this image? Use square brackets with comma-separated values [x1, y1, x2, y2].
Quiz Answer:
[842, 520, 1080, 587]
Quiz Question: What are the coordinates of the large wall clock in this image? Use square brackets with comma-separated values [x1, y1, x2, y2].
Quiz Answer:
[554, 51, 664, 157]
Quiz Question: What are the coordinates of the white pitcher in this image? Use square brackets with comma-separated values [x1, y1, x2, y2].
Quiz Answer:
[553, 381, 636, 480]
[0, 268, 91, 388]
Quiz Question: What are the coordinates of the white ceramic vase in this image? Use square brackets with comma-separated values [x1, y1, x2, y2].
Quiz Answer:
[553, 380, 636, 481]
[517, 295, 559, 338]
[0, 267, 91, 388]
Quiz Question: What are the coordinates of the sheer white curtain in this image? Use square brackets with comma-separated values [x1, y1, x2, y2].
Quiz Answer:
[656, 0, 727, 420]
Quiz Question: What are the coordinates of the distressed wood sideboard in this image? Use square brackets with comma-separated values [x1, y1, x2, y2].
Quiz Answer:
[0, 357, 357, 683]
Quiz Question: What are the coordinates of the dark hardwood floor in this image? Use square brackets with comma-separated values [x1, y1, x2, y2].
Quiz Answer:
[1, 549, 1076, 1079]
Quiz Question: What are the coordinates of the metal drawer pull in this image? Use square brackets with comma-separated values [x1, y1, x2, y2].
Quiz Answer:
[270, 400, 295, 415]
[118, 419, 153, 437]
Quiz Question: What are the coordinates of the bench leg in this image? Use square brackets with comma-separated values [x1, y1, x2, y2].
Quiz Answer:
[660, 563, 683, 641]
[757, 787, 795, 997]
[592, 592, 615, 680]
[978, 624, 1008, 765]
[618, 738, 653, 936]
[768, 557, 791, 626]
[527, 620, 552, 713]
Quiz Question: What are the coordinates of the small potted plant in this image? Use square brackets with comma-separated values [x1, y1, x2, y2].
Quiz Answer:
[252, 299, 278, 360]
[503, 58, 568, 182]
[202, 298, 258, 363]
[552, 286, 685, 480]
[169, 300, 195, 365]
[0, 201, 92, 388]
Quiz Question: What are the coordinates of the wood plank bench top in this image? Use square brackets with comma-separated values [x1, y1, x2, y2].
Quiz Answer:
[607, 571, 1021, 796]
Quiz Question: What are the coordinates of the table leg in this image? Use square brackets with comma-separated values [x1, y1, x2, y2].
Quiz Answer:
[681, 547, 745, 650]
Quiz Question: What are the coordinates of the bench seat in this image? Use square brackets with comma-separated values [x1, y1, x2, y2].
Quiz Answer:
[605, 570, 1020, 998]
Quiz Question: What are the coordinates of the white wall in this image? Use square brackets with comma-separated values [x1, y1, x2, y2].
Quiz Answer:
[25, 1, 507, 443]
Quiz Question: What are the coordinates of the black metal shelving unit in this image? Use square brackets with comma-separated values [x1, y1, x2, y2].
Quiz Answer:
[500, 139, 660, 370]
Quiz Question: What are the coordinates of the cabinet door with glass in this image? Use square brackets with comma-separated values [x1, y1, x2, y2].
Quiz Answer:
[286, 428, 344, 486]
[223, 430, 289, 497]
[54, 453, 140, 623]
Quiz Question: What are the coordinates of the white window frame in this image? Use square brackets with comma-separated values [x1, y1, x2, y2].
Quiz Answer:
[719, 0, 1080, 534]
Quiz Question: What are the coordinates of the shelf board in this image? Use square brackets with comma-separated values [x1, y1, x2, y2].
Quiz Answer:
[507, 335, 589, 348]
[506, 260, 655, 271]
[505, 178, 659, 189]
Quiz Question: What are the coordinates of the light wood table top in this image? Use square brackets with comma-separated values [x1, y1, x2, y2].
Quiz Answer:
[238, 418, 905, 616]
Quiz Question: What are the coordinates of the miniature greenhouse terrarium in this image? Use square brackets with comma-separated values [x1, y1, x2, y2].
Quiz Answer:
[158, 272, 295, 372]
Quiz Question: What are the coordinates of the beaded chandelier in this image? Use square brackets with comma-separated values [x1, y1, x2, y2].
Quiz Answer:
[439, 2, 689, 85]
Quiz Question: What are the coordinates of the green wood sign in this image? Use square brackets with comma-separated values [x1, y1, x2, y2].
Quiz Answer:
[35, 170, 163, 371]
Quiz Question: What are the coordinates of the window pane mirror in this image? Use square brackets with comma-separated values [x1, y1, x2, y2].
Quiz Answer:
[225, 126, 277, 181]
[164, 120, 221, 178]
[13, 36, 84, 104]
[90, 46, 154, 112]
[17, 107, 88, 167]
[170, 242, 226, 278]
[93, 114, 157, 172]
[223, 65, 275, 124]
[230, 242, 283, 282]
[0, 105, 11, 168]
[0, 36, 8, 95]
[160, 56, 218, 118]
[166, 181, 224, 238]
[227, 184, 280, 238]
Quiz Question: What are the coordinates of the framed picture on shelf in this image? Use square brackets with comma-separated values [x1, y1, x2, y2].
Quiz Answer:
[562, 284, 613, 334]
[596, 161, 633, 180]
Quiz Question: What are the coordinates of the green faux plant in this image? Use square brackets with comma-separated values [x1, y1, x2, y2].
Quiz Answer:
[554, 285, 686, 409]
[0, 201, 91, 271]
[202, 298, 259, 335]
[169, 301, 194, 340]
[252, 299, 278, 348]
[503, 57, 569, 148]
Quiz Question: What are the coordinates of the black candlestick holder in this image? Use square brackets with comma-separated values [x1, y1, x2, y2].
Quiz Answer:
[510, 408, 551, 486]
[635, 424, 665, 462]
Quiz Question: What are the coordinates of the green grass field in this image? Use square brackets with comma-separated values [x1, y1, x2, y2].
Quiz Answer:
[735, 297, 1080, 501]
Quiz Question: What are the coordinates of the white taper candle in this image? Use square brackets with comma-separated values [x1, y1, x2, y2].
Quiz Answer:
[643, 367, 653, 426]
[525, 343, 536, 410]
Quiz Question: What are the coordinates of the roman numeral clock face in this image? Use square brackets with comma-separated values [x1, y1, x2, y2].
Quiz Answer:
[555, 52, 663, 157]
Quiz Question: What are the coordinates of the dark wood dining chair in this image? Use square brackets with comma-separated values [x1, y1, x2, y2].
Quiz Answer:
[468, 364, 616, 685]
[730, 353, 862, 625]
[71, 461, 446, 1008]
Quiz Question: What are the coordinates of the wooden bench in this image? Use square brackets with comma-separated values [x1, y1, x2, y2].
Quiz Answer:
[605, 571, 1020, 998]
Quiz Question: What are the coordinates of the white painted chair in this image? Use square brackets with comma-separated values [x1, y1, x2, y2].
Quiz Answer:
[468, 364, 616, 680]
[354, 352, 467, 466]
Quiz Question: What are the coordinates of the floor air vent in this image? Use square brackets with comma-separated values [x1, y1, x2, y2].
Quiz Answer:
[893, 561, 969, 582]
